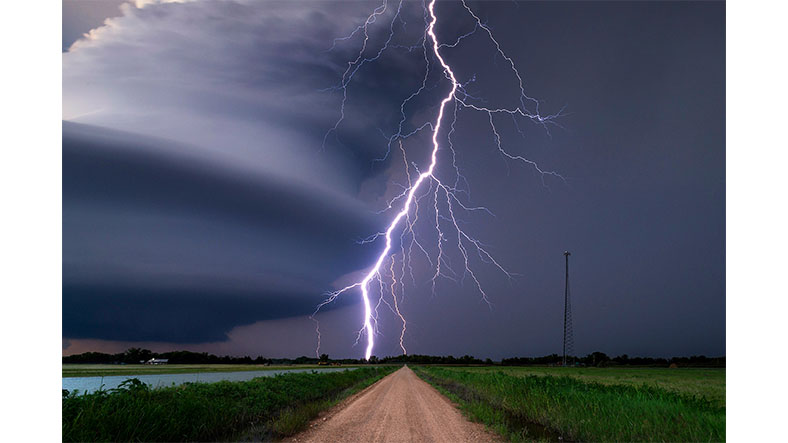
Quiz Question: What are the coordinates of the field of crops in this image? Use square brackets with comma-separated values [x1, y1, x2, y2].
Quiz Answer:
[458, 366, 725, 407]
[413, 366, 725, 442]
[62, 366, 396, 442]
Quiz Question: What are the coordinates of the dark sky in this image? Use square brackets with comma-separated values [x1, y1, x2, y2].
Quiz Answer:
[62, 0, 725, 359]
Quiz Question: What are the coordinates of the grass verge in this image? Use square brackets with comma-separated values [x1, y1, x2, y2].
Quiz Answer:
[62, 366, 396, 442]
[413, 366, 724, 442]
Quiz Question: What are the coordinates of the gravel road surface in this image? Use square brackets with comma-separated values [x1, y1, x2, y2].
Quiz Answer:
[294, 366, 500, 442]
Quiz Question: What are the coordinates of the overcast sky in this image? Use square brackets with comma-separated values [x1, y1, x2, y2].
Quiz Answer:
[62, 0, 724, 360]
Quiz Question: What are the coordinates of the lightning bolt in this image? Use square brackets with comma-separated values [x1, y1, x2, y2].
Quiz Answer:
[313, 0, 564, 360]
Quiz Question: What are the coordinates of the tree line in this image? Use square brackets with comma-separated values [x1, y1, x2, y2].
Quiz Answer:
[500, 352, 725, 367]
[63, 348, 725, 367]
[62, 348, 272, 365]
[62, 348, 369, 365]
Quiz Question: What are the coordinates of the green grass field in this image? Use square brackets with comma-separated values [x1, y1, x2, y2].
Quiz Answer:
[62, 366, 396, 442]
[414, 366, 725, 442]
[455, 366, 725, 408]
[62, 363, 360, 378]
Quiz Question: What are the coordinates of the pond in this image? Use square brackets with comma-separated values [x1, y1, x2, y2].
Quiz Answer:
[62, 367, 355, 394]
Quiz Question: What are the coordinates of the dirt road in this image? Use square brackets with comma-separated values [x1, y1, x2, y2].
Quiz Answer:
[294, 366, 499, 442]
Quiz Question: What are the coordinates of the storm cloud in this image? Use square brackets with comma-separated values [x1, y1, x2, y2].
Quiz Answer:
[61, 0, 410, 343]
[63, 0, 433, 188]
[63, 0, 725, 359]
[62, 119, 390, 341]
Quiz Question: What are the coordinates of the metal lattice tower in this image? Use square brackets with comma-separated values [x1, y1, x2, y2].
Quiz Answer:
[563, 251, 574, 366]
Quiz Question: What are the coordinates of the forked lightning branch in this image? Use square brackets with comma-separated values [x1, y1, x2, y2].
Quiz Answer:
[313, 0, 563, 360]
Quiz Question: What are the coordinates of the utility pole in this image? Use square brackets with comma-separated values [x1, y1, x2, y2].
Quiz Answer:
[563, 251, 574, 367]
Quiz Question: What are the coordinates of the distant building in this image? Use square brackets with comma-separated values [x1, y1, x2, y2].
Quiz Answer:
[145, 358, 169, 365]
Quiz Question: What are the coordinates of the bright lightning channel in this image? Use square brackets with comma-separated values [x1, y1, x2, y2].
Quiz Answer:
[313, 0, 564, 360]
